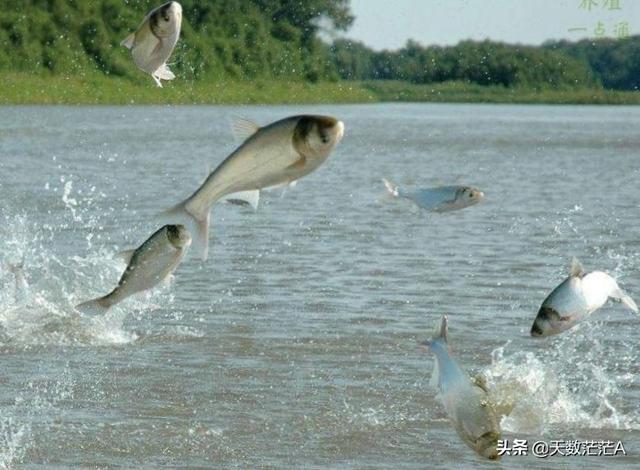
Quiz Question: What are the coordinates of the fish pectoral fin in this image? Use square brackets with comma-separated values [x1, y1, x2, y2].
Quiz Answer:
[609, 285, 639, 313]
[286, 156, 306, 171]
[121, 33, 136, 49]
[222, 190, 260, 210]
[619, 294, 639, 313]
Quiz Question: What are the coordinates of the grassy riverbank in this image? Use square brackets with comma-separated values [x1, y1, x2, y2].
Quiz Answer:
[0, 73, 375, 105]
[362, 80, 640, 105]
[2, 74, 639, 105]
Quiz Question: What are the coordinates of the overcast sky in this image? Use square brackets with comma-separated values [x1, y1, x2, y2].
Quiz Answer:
[344, 0, 639, 50]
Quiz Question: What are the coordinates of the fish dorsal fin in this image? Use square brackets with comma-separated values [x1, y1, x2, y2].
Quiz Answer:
[115, 249, 136, 264]
[569, 257, 585, 277]
[230, 117, 260, 142]
[121, 33, 136, 49]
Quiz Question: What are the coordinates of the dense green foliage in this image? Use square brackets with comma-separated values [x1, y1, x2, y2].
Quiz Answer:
[546, 37, 640, 90]
[0, 0, 638, 103]
[0, 0, 351, 82]
[329, 39, 598, 89]
[329, 35, 640, 92]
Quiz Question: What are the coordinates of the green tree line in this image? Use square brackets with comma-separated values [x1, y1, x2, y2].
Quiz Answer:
[0, 0, 638, 92]
[545, 37, 640, 90]
[329, 36, 640, 91]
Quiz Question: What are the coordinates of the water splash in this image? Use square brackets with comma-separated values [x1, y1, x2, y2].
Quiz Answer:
[0, 364, 77, 468]
[0, 212, 167, 348]
[61, 180, 79, 222]
[484, 331, 639, 435]
[0, 418, 30, 469]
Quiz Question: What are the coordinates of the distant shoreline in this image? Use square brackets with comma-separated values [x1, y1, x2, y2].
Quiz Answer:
[2, 74, 639, 105]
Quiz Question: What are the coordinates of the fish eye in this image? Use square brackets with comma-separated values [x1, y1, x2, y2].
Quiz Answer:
[163, 15, 170, 21]
[320, 133, 330, 144]
[469, 192, 474, 198]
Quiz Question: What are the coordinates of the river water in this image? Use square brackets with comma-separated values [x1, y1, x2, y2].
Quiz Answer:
[1, 103, 639, 468]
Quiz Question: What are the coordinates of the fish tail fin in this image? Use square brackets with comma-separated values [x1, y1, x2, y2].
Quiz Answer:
[76, 294, 113, 315]
[160, 201, 210, 261]
[432, 314, 448, 343]
[155, 64, 175, 81]
[382, 178, 399, 197]
[419, 315, 449, 349]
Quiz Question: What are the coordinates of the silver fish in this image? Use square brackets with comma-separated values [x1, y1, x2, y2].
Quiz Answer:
[383, 178, 484, 212]
[164, 115, 345, 260]
[76, 224, 191, 314]
[531, 258, 638, 337]
[422, 315, 501, 460]
[121, 1, 182, 87]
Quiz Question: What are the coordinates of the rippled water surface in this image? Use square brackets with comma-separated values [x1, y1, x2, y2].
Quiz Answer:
[1, 103, 639, 468]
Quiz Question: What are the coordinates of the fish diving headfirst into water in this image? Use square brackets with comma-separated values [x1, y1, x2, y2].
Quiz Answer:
[421, 315, 501, 460]
[383, 178, 484, 213]
[163, 115, 345, 261]
[121, 1, 182, 87]
[76, 224, 191, 314]
[531, 258, 638, 337]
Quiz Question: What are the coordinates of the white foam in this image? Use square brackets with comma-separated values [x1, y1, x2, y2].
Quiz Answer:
[0, 418, 30, 469]
[0, 213, 164, 347]
[484, 337, 639, 435]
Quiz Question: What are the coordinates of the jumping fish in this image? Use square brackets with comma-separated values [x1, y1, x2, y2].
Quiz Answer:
[531, 258, 638, 337]
[421, 315, 501, 460]
[121, 1, 182, 87]
[76, 224, 191, 314]
[163, 115, 344, 260]
[383, 178, 484, 212]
